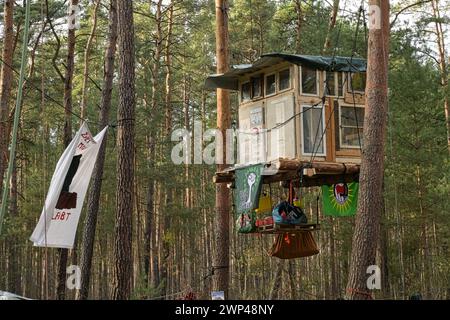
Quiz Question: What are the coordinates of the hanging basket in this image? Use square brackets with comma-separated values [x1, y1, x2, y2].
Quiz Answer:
[269, 231, 319, 259]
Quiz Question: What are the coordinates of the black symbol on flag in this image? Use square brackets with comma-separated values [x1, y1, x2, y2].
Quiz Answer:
[55, 155, 81, 210]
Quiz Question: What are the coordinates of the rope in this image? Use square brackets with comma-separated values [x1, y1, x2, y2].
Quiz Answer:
[307, 0, 350, 164]
[331, 0, 348, 62]
[362, 7, 368, 51]
[349, 3, 364, 151]
[308, 0, 367, 164]
[41, 0, 49, 300]
[310, 94, 336, 164]
[309, 97, 326, 164]
[0, 0, 32, 235]
[0, 55, 137, 130]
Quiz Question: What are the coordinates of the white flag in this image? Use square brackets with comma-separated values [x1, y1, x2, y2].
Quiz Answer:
[30, 123, 108, 249]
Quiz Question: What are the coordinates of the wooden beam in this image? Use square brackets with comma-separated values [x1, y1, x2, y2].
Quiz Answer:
[336, 149, 361, 157]
[274, 158, 359, 174]
[214, 159, 360, 185]
[300, 174, 359, 187]
[325, 97, 336, 162]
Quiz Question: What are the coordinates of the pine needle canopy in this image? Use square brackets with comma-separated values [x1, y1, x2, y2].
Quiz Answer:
[205, 53, 366, 90]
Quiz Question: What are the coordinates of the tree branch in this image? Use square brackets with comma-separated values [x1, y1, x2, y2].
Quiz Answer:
[391, 0, 432, 28]
[46, 0, 66, 82]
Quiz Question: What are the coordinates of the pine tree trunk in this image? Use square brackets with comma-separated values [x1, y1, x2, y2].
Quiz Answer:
[416, 166, 432, 299]
[330, 220, 338, 298]
[269, 260, 284, 299]
[392, 169, 406, 298]
[288, 260, 298, 299]
[80, 0, 101, 119]
[213, 0, 231, 298]
[346, 0, 390, 300]
[143, 0, 163, 291]
[78, 0, 118, 300]
[56, 248, 68, 300]
[63, 0, 78, 147]
[377, 199, 390, 299]
[159, 2, 174, 300]
[0, 0, 15, 198]
[57, 0, 79, 300]
[111, 0, 135, 300]
[164, 3, 174, 134]
[294, 0, 303, 53]
[323, 0, 340, 54]
[183, 74, 190, 208]
[431, 0, 450, 153]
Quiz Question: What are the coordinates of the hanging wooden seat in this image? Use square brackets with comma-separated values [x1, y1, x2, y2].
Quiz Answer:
[257, 222, 320, 234]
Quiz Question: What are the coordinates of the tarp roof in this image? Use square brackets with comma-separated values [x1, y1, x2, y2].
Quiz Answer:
[205, 53, 366, 91]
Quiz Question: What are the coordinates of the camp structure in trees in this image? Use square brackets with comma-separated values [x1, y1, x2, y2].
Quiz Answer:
[207, 53, 365, 240]
[207, 53, 366, 187]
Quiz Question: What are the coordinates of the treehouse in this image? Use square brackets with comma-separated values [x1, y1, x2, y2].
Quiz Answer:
[206, 53, 366, 187]
[206, 53, 366, 253]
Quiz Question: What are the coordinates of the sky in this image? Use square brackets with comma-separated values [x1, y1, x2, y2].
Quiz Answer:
[343, 0, 450, 53]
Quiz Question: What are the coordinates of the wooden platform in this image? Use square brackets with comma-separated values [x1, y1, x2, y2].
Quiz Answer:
[214, 158, 360, 186]
[256, 223, 321, 234]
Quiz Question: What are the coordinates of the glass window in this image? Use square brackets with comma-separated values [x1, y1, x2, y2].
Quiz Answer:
[251, 76, 262, 98]
[241, 82, 251, 102]
[340, 106, 364, 147]
[302, 106, 324, 154]
[349, 73, 366, 93]
[266, 74, 276, 95]
[279, 69, 290, 91]
[325, 71, 336, 96]
[301, 67, 318, 95]
[338, 72, 344, 96]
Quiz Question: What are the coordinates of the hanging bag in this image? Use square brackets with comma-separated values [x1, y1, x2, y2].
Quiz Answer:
[272, 201, 307, 225]
[269, 232, 319, 259]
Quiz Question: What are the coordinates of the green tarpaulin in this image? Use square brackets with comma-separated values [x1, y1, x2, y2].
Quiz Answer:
[205, 53, 366, 90]
[322, 182, 359, 217]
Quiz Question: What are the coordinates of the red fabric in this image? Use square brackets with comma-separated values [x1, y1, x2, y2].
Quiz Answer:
[256, 216, 274, 227]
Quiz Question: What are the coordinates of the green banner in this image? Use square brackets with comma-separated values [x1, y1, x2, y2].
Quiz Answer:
[234, 164, 263, 214]
[322, 182, 359, 217]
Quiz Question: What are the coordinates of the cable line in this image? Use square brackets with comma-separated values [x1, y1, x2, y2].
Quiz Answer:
[309, 1, 367, 165]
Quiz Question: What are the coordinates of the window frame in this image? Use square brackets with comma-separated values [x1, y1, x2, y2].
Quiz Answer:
[240, 81, 251, 103]
[337, 72, 345, 97]
[300, 66, 320, 97]
[264, 72, 277, 97]
[278, 68, 291, 93]
[339, 104, 365, 149]
[301, 104, 326, 156]
[251, 75, 264, 99]
[347, 72, 366, 94]
[323, 71, 338, 97]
